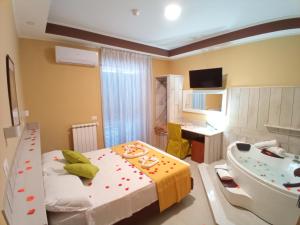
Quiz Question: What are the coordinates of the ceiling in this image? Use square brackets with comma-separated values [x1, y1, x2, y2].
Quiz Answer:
[13, 0, 300, 57]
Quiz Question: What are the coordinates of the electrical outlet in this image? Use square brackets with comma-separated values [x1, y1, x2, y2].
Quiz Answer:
[3, 158, 9, 177]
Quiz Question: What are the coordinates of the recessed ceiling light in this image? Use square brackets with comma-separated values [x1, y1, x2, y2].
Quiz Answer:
[164, 4, 181, 21]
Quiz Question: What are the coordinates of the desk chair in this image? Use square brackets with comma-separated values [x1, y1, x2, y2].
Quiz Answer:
[166, 123, 190, 159]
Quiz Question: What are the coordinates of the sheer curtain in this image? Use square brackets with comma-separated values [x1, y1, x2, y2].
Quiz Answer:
[100, 48, 153, 147]
[192, 92, 206, 109]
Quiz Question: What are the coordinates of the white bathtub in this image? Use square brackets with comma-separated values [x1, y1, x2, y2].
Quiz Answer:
[226, 142, 300, 225]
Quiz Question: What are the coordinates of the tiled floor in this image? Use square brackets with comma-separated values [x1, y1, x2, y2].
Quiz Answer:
[138, 157, 268, 225]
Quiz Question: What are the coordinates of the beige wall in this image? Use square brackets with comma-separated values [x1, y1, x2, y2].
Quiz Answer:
[20, 39, 105, 152]
[170, 35, 300, 120]
[0, 0, 25, 224]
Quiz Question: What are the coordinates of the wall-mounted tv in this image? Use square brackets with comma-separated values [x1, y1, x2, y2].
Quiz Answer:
[189, 67, 222, 88]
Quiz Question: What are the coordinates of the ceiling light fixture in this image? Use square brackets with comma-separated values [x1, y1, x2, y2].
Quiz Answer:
[164, 3, 181, 21]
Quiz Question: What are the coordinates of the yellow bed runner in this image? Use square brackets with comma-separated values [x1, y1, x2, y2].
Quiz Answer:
[112, 141, 191, 212]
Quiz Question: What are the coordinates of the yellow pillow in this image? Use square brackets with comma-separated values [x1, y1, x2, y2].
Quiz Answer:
[62, 150, 90, 164]
[64, 163, 99, 179]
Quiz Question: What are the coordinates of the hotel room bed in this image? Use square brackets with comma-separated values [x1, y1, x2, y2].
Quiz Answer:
[44, 141, 192, 225]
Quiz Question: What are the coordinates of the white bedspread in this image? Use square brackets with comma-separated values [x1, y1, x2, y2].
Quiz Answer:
[47, 148, 157, 225]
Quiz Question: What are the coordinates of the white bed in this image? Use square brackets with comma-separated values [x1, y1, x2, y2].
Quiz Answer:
[45, 142, 190, 225]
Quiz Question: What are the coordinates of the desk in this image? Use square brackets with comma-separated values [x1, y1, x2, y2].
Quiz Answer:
[181, 125, 223, 164]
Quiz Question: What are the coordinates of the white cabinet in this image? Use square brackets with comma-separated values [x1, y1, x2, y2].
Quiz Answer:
[167, 75, 183, 122]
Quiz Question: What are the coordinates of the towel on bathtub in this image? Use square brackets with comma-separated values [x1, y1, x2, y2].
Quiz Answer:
[214, 164, 228, 170]
[266, 146, 286, 157]
[254, 140, 278, 149]
[216, 168, 233, 181]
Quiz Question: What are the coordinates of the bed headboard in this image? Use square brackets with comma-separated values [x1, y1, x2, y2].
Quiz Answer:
[2, 123, 47, 225]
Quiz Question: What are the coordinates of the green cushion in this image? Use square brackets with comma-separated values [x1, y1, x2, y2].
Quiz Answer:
[62, 150, 90, 164]
[64, 163, 99, 179]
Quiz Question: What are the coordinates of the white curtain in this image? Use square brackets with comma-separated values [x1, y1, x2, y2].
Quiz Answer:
[192, 92, 206, 110]
[100, 48, 153, 147]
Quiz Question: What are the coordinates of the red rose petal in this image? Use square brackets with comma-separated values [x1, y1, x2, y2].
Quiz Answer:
[125, 187, 129, 191]
[25, 160, 30, 164]
[26, 166, 32, 171]
[118, 183, 122, 186]
[121, 177, 125, 180]
[297, 189, 300, 192]
[27, 209, 35, 215]
[26, 195, 35, 202]
[18, 170, 24, 175]
[126, 178, 130, 181]
[17, 188, 25, 193]
[105, 186, 110, 189]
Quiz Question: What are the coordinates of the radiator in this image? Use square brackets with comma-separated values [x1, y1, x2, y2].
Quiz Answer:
[72, 123, 98, 152]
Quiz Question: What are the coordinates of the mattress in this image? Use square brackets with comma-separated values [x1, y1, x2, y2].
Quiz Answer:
[47, 148, 157, 225]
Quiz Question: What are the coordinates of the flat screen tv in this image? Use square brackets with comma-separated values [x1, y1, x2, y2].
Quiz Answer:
[189, 67, 222, 88]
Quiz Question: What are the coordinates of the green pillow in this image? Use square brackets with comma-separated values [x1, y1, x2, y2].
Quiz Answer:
[64, 163, 99, 179]
[62, 150, 90, 164]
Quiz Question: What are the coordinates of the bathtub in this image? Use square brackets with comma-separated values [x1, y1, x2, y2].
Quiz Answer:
[225, 142, 300, 225]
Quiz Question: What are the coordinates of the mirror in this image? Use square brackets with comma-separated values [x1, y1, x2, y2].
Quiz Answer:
[6, 55, 20, 126]
[183, 90, 226, 114]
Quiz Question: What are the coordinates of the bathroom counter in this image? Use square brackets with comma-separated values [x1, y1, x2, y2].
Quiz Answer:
[181, 125, 223, 137]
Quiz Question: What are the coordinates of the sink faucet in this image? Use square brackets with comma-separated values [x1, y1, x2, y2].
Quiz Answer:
[206, 121, 217, 130]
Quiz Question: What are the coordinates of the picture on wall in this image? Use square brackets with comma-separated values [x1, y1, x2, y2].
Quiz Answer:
[6, 55, 20, 126]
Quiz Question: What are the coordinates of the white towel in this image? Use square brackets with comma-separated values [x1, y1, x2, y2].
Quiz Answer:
[216, 168, 233, 181]
[214, 164, 228, 170]
[266, 146, 286, 157]
[254, 140, 278, 149]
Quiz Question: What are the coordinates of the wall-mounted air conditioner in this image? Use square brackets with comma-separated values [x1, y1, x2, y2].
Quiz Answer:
[55, 46, 99, 67]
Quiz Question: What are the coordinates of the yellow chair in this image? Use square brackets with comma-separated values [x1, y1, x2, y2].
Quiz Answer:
[166, 123, 190, 159]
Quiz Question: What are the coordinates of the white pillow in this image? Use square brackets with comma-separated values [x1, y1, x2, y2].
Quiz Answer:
[42, 150, 64, 164]
[43, 160, 67, 176]
[44, 175, 93, 212]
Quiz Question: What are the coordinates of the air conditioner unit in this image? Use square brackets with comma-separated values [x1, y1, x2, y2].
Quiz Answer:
[55, 46, 99, 67]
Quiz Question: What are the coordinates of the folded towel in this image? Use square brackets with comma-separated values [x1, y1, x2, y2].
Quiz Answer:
[266, 146, 286, 157]
[254, 140, 278, 149]
[216, 168, 233, 181]
[214, 164, 228, 171]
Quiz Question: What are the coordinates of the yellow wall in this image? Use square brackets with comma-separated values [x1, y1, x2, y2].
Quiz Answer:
[171, 35, 300, 89]
[0, 0, 25, 224]
[152, 58, 170, 77]
[19, 40, 171, 152]
[170, 35, 300, 120]
[20, 39, 105, 152]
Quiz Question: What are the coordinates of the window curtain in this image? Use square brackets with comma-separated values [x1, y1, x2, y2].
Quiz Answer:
[100, 48, 153, 147]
